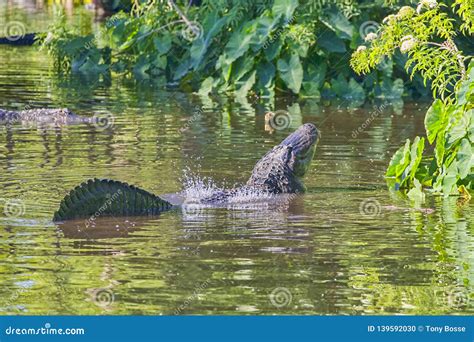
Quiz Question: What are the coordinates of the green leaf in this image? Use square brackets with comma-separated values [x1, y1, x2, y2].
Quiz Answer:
[199, 77, 214, 96]
[386, 139, 411, 179]
[153, 35, 171, 54]
[403, 136, 425, 184]
[456, 138, 473, 179]
[374, 78, 404, 99]
[257, 61, 276, 89]
[235, 70, 256, 98]
[320, 7, 354, 40]
[331, 75, 365, 100]
[424, 99, 446, 144]
[407, 179, 425, 203]
[446, 109, 469, 149]
[272, 0, 298, 21]
[317, 30, 346, 53]
[231, 56, 255, 83]
[434, 129, 446, 167]
[264, 38, 283, 61]
[220, 21, 257, 67]
[277, 53, 303, 94]
[190, 15, 227, 70]
[442, 161, 459, 196]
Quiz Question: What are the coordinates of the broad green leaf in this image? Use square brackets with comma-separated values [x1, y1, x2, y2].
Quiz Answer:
[250, 16, 278, 51]
[198, 77, 214, 96]
[407, 179, 425, 203]
[386, 139, 411, 179]
[434, 129, 446, 167]
[153, 35, 172, 54]
[190, 15, 227, 70]
[264, 38, 283, 61]
[277, 54, 303, 94]
[320, 7, 354, 40]
[374, 78, 404, 99]
[456, 138, 473, 179]
[272, 0, 298, 21]
[301, 63, 326, 97]
[220, 21, 257, 66]
[331, 75, 365, 100]
[231, 56, 255, 83]
[442, 161, 459, 196]
[404, 136, 425, 184]
[317, 30, 346, 53]
[446, 109, 469, 149]
[424, 99, 446, 144]
[256, 62, 276, 89]
[235, 70, 256, 98]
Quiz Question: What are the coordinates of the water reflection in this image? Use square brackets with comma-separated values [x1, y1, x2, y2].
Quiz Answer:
[0, 8, 472, 315]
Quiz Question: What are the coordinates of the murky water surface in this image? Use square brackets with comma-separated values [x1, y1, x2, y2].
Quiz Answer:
[0, 3, 472, 315]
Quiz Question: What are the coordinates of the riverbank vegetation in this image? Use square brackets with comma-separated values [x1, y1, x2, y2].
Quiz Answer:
[38, 0, 473, 198]
[40, 0, 461, 101]
[350, 0, 473, 198]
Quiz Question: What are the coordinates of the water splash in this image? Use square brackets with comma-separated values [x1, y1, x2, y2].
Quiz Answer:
[179, 170, 292, 211]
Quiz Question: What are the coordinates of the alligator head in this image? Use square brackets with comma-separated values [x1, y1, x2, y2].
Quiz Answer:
[246, 123, 320, 193]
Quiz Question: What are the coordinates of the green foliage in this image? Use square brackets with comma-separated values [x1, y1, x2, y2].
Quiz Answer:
[351, 0, 473, 198]
[386, 62, 474, 197]
[37, 9, 110, 74]
[39, 0, 425, 100]
[351, 0, 472, 100]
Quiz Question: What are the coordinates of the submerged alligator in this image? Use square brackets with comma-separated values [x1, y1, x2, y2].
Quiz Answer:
[0, 108, 94, 125]
[53, 123, 320, 222]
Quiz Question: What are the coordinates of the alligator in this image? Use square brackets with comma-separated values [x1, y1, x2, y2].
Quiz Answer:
[0, 108, 94, 125]
[53, 123, 320, 222]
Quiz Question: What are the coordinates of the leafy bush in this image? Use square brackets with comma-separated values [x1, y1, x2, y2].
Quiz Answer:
[40, 0, 431, 100]
[351, 0, 473, 198]
[386, 64, 473, 198]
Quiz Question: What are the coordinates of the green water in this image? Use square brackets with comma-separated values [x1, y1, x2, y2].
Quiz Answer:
[0, 4, 473, 315]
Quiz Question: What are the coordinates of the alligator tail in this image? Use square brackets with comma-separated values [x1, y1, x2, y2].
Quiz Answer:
[53, 178, 173, 222]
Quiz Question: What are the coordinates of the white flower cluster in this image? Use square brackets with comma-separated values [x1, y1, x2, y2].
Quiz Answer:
[364, 32, 377, 42]
[400, 35, 417, 53]
[417, 0, 438, 14]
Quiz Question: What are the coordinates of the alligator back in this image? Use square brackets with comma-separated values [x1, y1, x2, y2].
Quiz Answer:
[53, 178, 173, 222]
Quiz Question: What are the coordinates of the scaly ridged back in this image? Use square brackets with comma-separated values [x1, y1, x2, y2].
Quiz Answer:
[53, 178, 172, 221]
